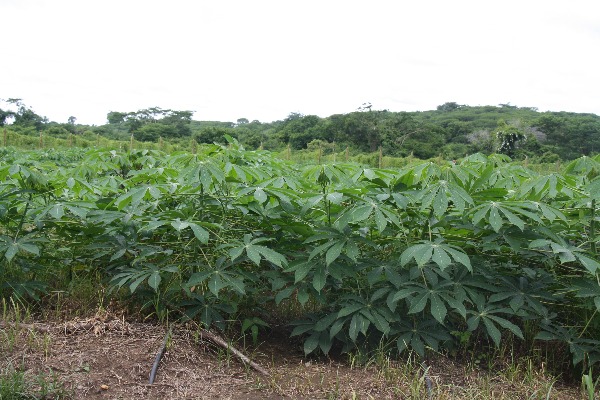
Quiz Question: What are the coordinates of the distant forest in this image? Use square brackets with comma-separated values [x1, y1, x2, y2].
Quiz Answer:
[2, 99, 600, 161]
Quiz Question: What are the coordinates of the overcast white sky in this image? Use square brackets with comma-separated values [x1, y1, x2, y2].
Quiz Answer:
[1, 0, 599, 125]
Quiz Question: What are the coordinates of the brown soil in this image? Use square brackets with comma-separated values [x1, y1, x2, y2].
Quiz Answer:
[0, 312, 587, 399]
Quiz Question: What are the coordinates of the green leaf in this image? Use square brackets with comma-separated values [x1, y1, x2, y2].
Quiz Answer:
[222, 275, 245, 295]
[369, 309, 390, 335]
[171, 219, 190, 231]
[472, 204, 491, 225]
[148, 271, 161, 291]
[304, 332, 320, 355]
[275, 286, 295, 304]
[482, 318, 501, 347]
[578, 254, 600, 274]
[189, 223, 209, 244]
[489, 205, 503, 232]
[337, 304, 364, 318]
[17, 242, 40, 257]
[500, 207, 525, 230]
[5, 243, 18, 262]
[411, 336, 425, 357]
[330, 319, 345, 339]
[292, 260, 313, 283]
[315, 313, 337, 332]
[433, 189, 448, 217]
[349, 314, 360, 341]
[445, 247, 472, 271]
[49, 203, 65, 219]
[488, 315, 524, 340]
[396, 332, 412, 353]
[319, 332, 333, 354]
[229, 246, 244, 261]
[187, 271, 212, 287]
[415, 245, 433, 267]
[256, 245, 287, 267]
[246, 245, 261, 266]
[254, 188, 267, 204]
[350, 204, 372, 222]
[297, 288, 310, 305]
[430, 294, 447, 324]
[326, 192, 343, 204]
[374, 208, 387, 233]
[208, 274, 226, 297]
[325, 241, 344, 266]
[409, 292, 429, 314]
[313, 264, 327, 292]
[432, 246, 451, 270]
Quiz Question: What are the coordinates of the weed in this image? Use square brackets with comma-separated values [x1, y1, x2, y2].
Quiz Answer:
[0, 363, 69, 400]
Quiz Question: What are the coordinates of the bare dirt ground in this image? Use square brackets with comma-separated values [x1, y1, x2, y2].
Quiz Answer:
[0, 311, 587, 399]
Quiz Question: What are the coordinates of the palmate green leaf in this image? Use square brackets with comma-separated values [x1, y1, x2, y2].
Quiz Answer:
[499, 206, 525, 230]
[400, 243, 431, 267]
[221, 274, 245, 295]
[550, 242, 576, 263]
[349, 204, 373, 223]
[400, 242, 471, 271]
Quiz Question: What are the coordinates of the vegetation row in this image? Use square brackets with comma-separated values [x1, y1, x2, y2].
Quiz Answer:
[1, 140, 600, 377]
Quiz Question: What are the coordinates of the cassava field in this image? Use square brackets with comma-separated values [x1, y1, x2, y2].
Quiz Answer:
[1, 140, 600, 399]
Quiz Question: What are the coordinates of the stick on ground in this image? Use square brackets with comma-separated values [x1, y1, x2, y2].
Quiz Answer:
[200, 329, 270, 377]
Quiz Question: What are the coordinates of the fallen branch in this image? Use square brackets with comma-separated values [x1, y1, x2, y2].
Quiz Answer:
[0, 320, 51, 333]
[200, 329, 270, 377]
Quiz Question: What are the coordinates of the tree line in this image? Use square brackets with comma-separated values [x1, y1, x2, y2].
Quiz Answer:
[2, 98, 599, 161]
